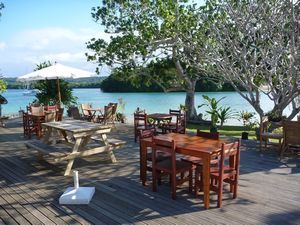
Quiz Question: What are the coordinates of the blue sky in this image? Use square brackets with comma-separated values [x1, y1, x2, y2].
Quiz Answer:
[0, 0, 205, 78]
[0, 0, 108, 77]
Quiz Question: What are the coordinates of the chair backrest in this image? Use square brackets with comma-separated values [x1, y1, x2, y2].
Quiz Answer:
[197, 129, 220, 140]
[134, 112, 148, 128]
[45, 105, 58, 111]
[176, 113, 186, 130]
[219, 140, 241, 173]
[70, 106, 82, 120]
[103, 105, 114, 123]
[31, 106, 44, 116]
[139, 129, 155, 140]
[108, 103, 118, 121]
[56, 108, 64, 121]
[45, 110, 56, 122]
[153, 138, 176, 161]
[169, 109, 181, 115]
[81, 103, 92, 116]
[283, 121, 300, 146]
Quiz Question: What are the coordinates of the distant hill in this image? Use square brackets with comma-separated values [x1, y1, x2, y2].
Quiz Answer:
[2, 76, 107, 89]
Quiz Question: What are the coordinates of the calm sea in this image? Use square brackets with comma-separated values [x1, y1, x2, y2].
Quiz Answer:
[1, 88, 292, 125]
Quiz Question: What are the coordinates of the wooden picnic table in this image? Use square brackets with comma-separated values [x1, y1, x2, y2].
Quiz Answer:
[140, 132, 230, 209]
[27, 120, 125, 176]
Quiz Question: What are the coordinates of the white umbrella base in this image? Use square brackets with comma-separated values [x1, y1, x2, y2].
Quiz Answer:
[59, 187, 95, 205]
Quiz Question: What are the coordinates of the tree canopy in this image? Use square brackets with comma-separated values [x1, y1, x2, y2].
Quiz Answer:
[86, 0, 218, 119]
[207, 0, 300, 120]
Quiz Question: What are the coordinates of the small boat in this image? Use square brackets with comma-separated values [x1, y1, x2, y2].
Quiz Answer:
[23, 89, 40, 96]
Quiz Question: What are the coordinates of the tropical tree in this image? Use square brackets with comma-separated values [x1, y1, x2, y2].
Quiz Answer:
[207, 0, 300, 122]
[86, 0, 218, 120]
[33, 61, 77, 106]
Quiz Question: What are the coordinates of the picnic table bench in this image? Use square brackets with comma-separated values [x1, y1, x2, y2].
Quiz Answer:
[26, 120, 126, 175]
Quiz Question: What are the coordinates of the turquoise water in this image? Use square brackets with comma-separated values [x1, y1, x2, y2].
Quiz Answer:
[1, 88, 291, 125]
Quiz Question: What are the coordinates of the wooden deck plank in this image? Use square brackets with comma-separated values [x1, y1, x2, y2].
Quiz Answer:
[0, 121, 299, 225]
[0, 160, 91, 225]
[0, 205, 19, 225]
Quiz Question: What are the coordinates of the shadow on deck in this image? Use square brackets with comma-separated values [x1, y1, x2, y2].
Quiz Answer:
[0, 118, 299, 225]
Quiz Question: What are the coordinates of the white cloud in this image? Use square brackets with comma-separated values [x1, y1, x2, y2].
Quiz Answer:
[0, 27, 111, 77]
[0, 41, 6, 50]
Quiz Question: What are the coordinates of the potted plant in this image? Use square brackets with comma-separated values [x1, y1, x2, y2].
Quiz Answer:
[239, 111, 255, 140]
[116, 98, 126, 123]
[198, 95, 224, 133]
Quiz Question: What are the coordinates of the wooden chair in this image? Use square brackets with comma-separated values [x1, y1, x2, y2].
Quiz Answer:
[152, 138, 193, 200]
[80, 103, 94, 121]
[164, 111, 186, 134]
[181, 129, 220, 196]
[55, 108, 64, 121]
[139, 129, 170, 185]
[280, 120, 300, 159]
[44, 110, 56, 122]
[98, 105, 115, 126]
[259, 117, 283, 152]
[31, 106, 44, 116]
[195, 140, 241, 208]
[108, 102, 118, 122]
[134, 111, 152, 142]
[69, 106, 84, 120]
[23, 112, 38, 139]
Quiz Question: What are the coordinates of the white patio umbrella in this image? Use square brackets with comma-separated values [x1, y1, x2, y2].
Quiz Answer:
[17, 63, 95, 105]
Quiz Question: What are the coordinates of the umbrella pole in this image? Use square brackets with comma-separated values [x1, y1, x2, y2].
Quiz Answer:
[57, 78, 62, 107]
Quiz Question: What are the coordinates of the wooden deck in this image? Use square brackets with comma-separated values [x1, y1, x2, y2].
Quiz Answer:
[0, 118, 299, 225]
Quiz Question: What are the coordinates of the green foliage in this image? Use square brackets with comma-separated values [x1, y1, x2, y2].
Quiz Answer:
[34, 80, 77, 106]
[33, 62, 77, 106]
[116, 98, 126, 122]
[198, 95, 235, 131]
[198, 95, 225, 132]
[265, 111, 287, 122]
[0, 78, 7, 93]
[218, 107, 236, 127]
[179, 104, 187, 112]
[239, 111, 256, 131]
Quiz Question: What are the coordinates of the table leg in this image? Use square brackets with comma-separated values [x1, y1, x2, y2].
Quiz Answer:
[43, 127, 52, 144]
[202, 156, 210, 209]
[140, 141, 147, 186]
[64, 137, 82, 176]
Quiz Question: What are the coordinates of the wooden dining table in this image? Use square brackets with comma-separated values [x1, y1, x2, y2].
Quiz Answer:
[147, 113, 173, 133]
[140, 132, 229, 209]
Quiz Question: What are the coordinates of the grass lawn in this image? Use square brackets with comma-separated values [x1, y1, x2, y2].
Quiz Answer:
[186, 123, 257, 140]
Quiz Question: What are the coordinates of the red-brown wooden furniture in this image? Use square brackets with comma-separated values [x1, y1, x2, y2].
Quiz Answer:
[134, 111, 153, 142]
[152, 137, 193, 200]
[164, 111, 186, 134]
[139, 129, 169, 185]
[280, 120, 300, 158]
[140, 133, 230, 209]
[181, 129, 220, 196]
[195, 140, 241, 208]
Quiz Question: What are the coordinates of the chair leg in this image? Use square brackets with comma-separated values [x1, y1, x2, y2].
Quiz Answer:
[152, 169, 157, 192]
[194, 167, 200, 197]
[188, 168, 193, 193]
[217, 179, 223, 208]
[171, 173, 176, 200]
[233, 176, 238, 199]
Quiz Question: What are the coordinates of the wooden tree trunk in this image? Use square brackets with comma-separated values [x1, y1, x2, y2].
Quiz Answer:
[185, 88, 197, 121]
